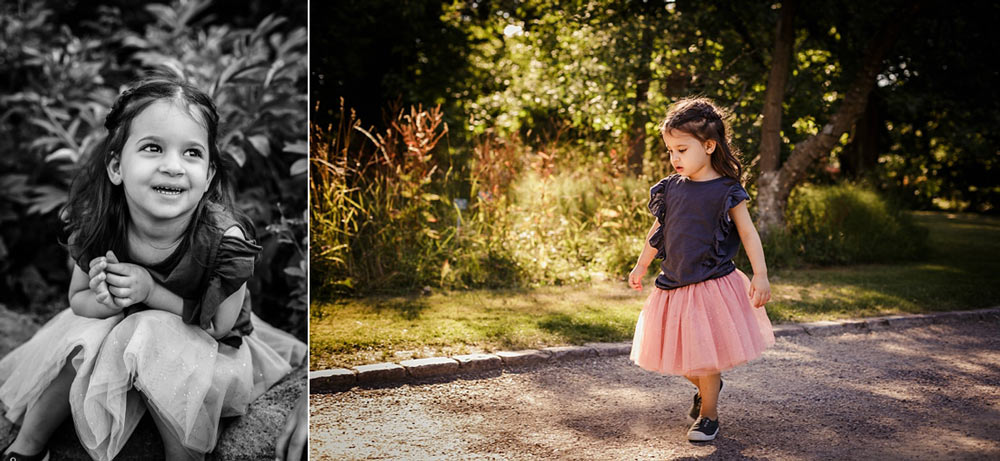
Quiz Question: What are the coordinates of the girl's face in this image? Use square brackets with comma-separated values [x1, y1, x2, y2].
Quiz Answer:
[662, 129, 717, 181]
[107, 99, 215, 225]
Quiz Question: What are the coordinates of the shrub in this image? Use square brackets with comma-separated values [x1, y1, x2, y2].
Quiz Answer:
[780, 182, 928, 265]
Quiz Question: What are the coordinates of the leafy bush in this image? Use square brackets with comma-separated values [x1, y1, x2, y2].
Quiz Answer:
[0, 0, 306, 338]
[779, 182, 928, 265]
[311, 101, 659, 296]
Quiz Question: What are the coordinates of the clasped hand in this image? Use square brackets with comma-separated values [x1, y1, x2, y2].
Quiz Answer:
[88, 250, 154, 310]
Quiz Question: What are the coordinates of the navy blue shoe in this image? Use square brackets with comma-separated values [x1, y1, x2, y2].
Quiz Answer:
[687, 416, 720, 441]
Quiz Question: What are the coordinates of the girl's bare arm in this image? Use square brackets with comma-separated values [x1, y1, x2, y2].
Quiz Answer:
[629, 221, 661, 290]
[730, 201, 771, 307]
[729, 202, 767, 277]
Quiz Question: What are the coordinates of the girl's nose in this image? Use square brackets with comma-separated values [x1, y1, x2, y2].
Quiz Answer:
[158, 152, 185, 176]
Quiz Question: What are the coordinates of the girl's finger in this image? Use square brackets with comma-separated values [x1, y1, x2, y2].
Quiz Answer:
[89, 274, 104, 292]
[104, 263, 132, 276]
[88, 256, 105, 270]
[88, 261, 106, 279]
[105, 272, 129, 287]
[108, 285, 130, 298]
[113, 297, 134, 308]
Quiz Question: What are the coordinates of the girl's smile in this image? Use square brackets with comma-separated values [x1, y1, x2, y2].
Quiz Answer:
[108, 100, 214, 224]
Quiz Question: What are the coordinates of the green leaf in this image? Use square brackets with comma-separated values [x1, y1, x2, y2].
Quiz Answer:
[289, 158, 307, 176]
[247, 134, 271, 157]
[283, 141, 308, 155]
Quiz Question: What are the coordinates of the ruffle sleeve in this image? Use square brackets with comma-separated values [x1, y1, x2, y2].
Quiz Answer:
[647, 178, 670, 223]
[647, 178, 670, 260]
[708, 183, 750, 265]
[181, 233, 262, 337]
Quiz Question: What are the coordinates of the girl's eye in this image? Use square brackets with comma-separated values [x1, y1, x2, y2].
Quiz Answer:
[140, 144, 161, 153]
[184, 148, 204, 158]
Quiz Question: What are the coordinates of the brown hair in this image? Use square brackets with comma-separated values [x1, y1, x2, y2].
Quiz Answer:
[658, 97, 743, 181]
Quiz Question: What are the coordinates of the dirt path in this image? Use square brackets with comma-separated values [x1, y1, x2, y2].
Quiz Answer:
[310, 318, 1000, 460]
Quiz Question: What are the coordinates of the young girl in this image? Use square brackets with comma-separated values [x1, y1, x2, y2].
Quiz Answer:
[0, 77, 307, 460]
[628, 97, 775, 442]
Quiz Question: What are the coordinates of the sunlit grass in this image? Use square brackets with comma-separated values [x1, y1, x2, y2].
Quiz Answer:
[310, 212, 1000, 369]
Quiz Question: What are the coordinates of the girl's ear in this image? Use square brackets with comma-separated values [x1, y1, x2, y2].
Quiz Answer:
[107, 153, 123, 185]
[704, 139, 716, 155]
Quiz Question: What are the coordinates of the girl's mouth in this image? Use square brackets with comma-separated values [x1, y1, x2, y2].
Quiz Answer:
[152, 185, 186, 196]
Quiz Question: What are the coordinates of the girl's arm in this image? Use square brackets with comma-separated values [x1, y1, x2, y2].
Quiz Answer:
[729, 201, 771, 307]
[199, 226, 251, 338]
[107, 266, 245, 340]
[628, 221, 661, 291]
[69, 259, 124, 318]
[104, 227, 248, 340]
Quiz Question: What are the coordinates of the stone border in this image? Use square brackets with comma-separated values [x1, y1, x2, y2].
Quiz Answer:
[309, 306, 1000, 393]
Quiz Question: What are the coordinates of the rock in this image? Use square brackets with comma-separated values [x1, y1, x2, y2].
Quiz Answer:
[353, 362, 406, 383]
[400, 357, 459, 378]
[495, 349, 551, 367]
[584, 342, 632, 357]
[452, 353, 502, 372]
[800, 320, 845, 336]
[310, 368, 357, 392]
[772, 324, 806, 337]
[541, 345, 597, 361]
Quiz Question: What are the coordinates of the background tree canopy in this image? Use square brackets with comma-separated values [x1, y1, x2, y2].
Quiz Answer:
[311, 0, 997, 296]
[312, 0, 998, 212]
[1, 0, 308, 338]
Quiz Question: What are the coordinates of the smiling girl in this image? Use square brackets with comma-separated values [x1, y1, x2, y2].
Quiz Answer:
[0, 77, 306, 461]
[627, 97, 775, 442]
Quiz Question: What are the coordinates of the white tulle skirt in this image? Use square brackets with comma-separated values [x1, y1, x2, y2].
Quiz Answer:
[0, 308, 306, 461]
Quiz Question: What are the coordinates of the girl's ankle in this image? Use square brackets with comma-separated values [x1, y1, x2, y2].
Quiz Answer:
[6, 436, 47, 457]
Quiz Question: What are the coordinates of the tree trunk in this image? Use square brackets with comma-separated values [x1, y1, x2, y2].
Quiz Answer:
[756, 0, 796, 235]
[759, 0, 795, 174]
[627, 13, 655, 176]
[839, 94, 881, 178]
[756, 5, 917, 236]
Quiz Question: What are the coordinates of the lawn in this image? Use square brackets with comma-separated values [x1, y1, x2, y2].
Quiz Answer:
[310, 212, 1000, 369]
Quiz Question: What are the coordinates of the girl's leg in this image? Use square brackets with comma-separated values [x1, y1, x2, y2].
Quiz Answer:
[146, 404, 204, 461]
[6, 350, 79, 455]
[683, 375, 699, 387]
[698, 373, 722, 420]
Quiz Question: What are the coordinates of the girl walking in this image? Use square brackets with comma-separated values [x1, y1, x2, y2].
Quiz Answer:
[0, 76, 306, 460]
[628, 97, 775, 442]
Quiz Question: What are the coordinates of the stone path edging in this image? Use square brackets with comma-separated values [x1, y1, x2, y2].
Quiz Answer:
[309, 306, 1000, 393]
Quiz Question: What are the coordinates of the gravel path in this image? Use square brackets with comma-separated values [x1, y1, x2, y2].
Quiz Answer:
[310, 318, 1000, 460]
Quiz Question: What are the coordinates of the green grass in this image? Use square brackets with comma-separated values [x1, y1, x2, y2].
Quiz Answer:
[310, 212, 1000, 369]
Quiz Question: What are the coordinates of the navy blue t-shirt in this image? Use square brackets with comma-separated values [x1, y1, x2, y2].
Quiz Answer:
[647, 174, 750, 290]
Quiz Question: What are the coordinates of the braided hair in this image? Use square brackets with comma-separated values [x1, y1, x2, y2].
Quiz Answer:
[63, 76, 249, 268]
[657, 97, 743, 182]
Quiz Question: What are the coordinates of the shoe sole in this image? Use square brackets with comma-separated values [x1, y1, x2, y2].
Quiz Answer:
[687, 427, 719, 442]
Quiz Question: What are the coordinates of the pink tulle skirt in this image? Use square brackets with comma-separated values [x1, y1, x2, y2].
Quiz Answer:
[630, 269, 775, 376]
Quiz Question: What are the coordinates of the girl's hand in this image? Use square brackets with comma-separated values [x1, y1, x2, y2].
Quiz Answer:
[104, 251, 155, 308]
[629, 264, 647, 291]
[87, 256, 119, 311]
[748, 273, 771, 308]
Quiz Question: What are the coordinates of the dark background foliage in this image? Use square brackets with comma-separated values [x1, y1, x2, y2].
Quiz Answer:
[0, 0, 308, 339]
[310, 0, 999, 297]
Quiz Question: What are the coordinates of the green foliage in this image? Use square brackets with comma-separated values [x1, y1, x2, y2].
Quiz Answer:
[779, 182, 928, 265]
[311, 100, 659, 296]
[0, 0, 306, 336]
